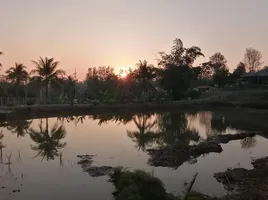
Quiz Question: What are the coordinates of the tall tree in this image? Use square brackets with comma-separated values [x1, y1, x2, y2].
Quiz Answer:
[212, 67, 229, 87]
[160, 64, 192, 100]
[85, 66, 119, 100]
[199, 62, 214, 79]
[158, 38, 204, 100]
[243, 47, 263, 72]
[209, 52, 227, 70]
[158, 38, 204, 67]
[5, 63, 28, 97]
[31, 57, 65, 102]
[233, 62, 246, 78]
[133, 60, 158, 101]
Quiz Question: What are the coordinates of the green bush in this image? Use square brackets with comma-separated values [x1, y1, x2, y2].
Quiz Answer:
[109, 167, 172, 200]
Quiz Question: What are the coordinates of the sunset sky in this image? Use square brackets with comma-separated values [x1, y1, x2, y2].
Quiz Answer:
[1, 0, 268, 80]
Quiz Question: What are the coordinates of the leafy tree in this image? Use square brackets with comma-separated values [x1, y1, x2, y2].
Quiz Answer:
[160, 64, 192, 100]
[243, 47, 263, 72]
[158, 38, 204, 101]
[232, 62, 246, 78]
[191, 66, 202, 80]
[85, 66, 119, 100]
[31, 57, 65, 102]
[5, 63, 28, 97]
[212, 67, 229, 87]
[199, 62, 214, 79]
[209, 52, 227, 70]
[29, 118, 67, 161]
[158, 38, 204, 67]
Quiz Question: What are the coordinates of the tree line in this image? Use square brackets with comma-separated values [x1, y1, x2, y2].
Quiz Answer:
[0, 38, 264, 103]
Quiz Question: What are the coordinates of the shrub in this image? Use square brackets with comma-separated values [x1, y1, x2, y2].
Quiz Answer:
[109, 167, 172, 200]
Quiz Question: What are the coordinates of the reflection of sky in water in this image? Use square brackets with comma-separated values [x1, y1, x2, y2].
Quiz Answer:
[0, 112, 267, 199]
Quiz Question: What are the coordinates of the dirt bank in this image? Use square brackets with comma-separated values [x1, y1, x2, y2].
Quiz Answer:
[147, 133, 257, 169]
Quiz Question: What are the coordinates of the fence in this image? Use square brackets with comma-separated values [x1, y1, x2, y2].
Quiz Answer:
[0, 97, 37, 107]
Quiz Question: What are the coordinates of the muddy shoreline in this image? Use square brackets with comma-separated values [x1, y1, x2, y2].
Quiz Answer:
[147, 133, 257, 169]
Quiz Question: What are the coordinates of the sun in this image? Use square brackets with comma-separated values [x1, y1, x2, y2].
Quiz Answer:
[120, 71, 128, 78]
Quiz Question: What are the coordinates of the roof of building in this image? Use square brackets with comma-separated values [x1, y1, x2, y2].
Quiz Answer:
[242, 67, 268, 77]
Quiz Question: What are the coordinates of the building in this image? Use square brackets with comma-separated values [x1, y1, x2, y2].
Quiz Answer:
[241, 67, 268, 85]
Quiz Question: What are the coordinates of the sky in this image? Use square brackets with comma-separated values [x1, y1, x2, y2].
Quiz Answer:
[1, 0, 268, 80]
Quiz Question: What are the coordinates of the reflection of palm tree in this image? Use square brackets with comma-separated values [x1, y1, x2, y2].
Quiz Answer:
[241, 137, 257, 149]
[0, 131, 5, 164]
[29, 118, 67, 161]
[7, 120, 32, 137]
[92, 114, 133, 126]
[127, 114, 159, 151]
[57, 115, 86, 126]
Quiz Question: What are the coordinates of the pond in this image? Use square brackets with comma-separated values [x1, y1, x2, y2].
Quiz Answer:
[0, 110, 268, 200]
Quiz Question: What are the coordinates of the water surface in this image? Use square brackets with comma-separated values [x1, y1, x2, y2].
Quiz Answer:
[0, 110, 267, 199]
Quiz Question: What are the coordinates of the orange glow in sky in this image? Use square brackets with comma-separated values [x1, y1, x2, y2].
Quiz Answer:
[1, 0, 268, 80]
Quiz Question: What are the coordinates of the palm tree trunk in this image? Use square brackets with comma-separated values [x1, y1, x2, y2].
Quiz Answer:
[46, 118, 48, 133]
[0, 148, 2, 164]
[45, 78, 48, 103]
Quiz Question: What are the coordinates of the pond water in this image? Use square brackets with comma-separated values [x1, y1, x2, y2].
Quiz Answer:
[0, 110, 268, 200]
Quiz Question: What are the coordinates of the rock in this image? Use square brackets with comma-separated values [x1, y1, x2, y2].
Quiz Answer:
[77, 154, 95, 168]
[84, 166, 114, 177]
[147, 141, 222, 169]
[77, 154, 114, 177]
[208, 132, 256, 144]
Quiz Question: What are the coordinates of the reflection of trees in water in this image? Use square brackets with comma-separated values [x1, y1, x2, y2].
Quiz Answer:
[127, 113, 201, 151]
[91, 114, 134, 126]
[6, 120, 32, 137]
[127, 114, 159, 151]
[211, 115, 227, 133]
[57, 116, 86, 126]
[241, 137, 257, 149]
[157, 113, 200, 147]
[0, 131, 5, 164]
[29, 118, 67, 161]
[188, 111, 229, 137]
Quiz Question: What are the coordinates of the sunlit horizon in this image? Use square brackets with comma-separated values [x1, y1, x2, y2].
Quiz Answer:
[1, 0, 268, 80]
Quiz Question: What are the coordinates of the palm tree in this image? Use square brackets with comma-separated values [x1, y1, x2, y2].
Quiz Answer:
[28, 118, 67, 161]
[5, 63, 28, 97]
[134, 60, 158, 102]
[7, 119, 32, 137]
[31, 57, 65, 102]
